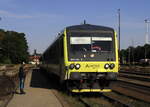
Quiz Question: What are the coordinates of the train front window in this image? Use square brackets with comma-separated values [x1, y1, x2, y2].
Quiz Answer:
[70, 37, 91, 53]
[91, 37, 112, 52]
[68, 32, 115, 61]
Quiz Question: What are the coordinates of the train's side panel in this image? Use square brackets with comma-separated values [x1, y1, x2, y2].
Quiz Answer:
[59, 34, 66, 82]
[41, 35, 64, 78]
[48, 39, 60, 76]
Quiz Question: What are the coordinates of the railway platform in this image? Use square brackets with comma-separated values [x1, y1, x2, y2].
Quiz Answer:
[7, 68, 63, 107]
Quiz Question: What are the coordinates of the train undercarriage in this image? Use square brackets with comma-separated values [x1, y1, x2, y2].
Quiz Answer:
[65, 72, 118, 92]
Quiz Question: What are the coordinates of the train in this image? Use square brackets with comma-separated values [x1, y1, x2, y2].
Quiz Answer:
[40, 24, 119, 93]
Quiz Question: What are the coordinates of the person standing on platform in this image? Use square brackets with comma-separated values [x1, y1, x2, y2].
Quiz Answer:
[18, 62, 26, 94]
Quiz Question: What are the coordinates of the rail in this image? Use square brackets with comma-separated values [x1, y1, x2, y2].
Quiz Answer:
[102, 93, 131, 107]
[112, 70, 150, 103]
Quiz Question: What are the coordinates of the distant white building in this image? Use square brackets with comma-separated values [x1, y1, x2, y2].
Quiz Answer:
[29, 55, 41, 65]
[140, 59, 150, 65]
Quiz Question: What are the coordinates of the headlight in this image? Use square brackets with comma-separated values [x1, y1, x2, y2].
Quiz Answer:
[104, 64, 109, 69]
[75, 64, 80, 69]
[69, 64, 75, 69]
[109, 63, 115, 69]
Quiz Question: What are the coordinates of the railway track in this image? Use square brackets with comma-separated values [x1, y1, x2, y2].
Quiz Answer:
[60, 89, 150, 107]
[102, 93, 131, 107]
[117, 80, 150, 94]
[77, 97, 91, 107]
[72, 92, 133, 107]
[112, 69, 150, 104]
[119, 72, 150, 82]
[112, 82, 150, 103]
[118, 77, 150, 88]
[119, 70, 150, 76]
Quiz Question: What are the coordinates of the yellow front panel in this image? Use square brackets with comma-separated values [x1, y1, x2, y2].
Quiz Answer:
[63, 30, 119, 78]
[67, 61, 118, 73]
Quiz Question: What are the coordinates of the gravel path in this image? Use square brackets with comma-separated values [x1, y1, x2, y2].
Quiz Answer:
[7, 69, 62, 107]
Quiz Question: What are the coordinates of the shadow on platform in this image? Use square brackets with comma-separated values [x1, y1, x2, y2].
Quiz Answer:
[30, 68, 60, 90]
[29, 68, 120, 98]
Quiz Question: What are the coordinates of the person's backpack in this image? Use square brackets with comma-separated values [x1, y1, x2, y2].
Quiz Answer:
[19, 66, 25, 78]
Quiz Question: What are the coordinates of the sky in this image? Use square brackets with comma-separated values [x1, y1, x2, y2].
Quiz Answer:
[0, 0, 150, 54]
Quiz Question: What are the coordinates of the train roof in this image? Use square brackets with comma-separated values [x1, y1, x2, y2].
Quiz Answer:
[42, 24, 114, 56]
[66, 24, 114, 32]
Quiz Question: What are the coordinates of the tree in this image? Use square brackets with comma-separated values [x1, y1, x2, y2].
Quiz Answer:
[0, 30, 29, 64]
[120, 44, 150, 65]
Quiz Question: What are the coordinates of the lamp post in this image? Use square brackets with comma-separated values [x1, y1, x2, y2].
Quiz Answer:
[0, 17, 2, 61]
[118, 9, 121, 51]
[144, 19, 150, 60]
[0, 17, 2, 51]
[145, 19, 150, 44]
[117, 9, 121, 64]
